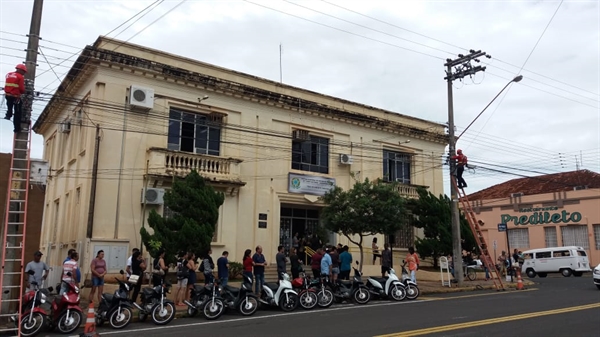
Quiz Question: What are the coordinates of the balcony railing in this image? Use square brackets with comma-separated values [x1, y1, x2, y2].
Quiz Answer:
[394, 183, 423, 199]
[147, 147, 243, 184]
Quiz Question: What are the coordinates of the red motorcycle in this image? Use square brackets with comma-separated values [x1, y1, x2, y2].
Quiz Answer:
[8, 271, 50, 336]
[48, 273, 83, 334]
[291, 267, 319, 310]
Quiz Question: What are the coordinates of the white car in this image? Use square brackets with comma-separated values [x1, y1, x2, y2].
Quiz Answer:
[594, 263, 600, 290]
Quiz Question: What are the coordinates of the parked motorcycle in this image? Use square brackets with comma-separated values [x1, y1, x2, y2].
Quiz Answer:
[183, 284, 210, 317]
[49, 272, 83, 334]
[401, 262, 420, 300]
[9, 270, 50, 336]
[133, 279, 175, 325]
[291, 268, 319, 310]
[365, 267, 406, 301]
[201, 280, 226, 320]
[220, 274, 259, 316]
[327, 262, 370, 304]
[308, 274, 334, 308]
[95, 270, 134, 329]
[259, 272, 299, 312]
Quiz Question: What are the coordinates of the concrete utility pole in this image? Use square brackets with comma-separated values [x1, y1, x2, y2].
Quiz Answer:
[444, 50, 488, 287]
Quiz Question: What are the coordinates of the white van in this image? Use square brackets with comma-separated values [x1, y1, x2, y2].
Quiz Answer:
[520, 246, 592, 278]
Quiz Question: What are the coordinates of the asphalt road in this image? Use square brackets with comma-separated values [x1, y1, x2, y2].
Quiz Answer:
[48, 275, 599, 337]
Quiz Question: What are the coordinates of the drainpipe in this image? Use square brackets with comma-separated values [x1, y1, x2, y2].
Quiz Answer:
[114, 96, 129, 239]
[86, 124, 101, 238]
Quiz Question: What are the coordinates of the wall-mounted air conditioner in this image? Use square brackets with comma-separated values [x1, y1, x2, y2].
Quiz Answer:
[141, 188, 165, 205]
[129, 85, 155, 110]
[339, 154, 353, 165]
[60, 120, 71, 133]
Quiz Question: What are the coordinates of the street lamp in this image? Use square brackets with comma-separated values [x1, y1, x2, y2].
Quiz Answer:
[456, 75, 523, 141]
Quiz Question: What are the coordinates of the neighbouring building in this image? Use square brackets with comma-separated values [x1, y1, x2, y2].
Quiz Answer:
[466, 169, 600, 265]
[33, 36, 447, 275]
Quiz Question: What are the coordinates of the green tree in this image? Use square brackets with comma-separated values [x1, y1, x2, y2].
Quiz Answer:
[140, 170, 225, 265]
[320, 178, 407, 271]
[407, 188, 476, 268]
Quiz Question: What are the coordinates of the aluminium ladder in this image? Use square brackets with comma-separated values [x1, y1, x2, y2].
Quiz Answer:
[452, 177, 506, 291]
[0, 105, 34, 335]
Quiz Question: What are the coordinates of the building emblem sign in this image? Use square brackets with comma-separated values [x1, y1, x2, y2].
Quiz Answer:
[500, 206, 582, 226]
[288, 173, 335, 196]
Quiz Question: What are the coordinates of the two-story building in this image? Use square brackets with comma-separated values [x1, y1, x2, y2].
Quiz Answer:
[33, 36, 447, 275]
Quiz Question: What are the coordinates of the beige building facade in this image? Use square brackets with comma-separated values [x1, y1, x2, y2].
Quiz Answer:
[33, 37, 447, 275]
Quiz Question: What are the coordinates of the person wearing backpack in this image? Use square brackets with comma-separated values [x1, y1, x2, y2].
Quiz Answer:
[201, 249, 215, 285]
[175, 252, 189, 306]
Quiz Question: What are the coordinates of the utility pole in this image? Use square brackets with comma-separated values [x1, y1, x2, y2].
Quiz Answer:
[444, 50, 488, 287]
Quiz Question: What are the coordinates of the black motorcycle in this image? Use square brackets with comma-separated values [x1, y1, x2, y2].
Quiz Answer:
[184, 284, 211, 318]
[95, 270, 133, 329]
[133, 279, 175, 325]
[220, 275, 259, 316]
[326, 262, 370, 304]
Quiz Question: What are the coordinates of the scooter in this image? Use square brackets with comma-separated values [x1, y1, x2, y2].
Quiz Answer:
[291, 267, 319, 310]
[8, 270, 50, 336]
[259, 272, 299, 312]
[365, 267, 406, 301]
[49, 272, 83, 334]
[95, 270, 134, 329]
[326, 262, 370, 304]
[133, 279, 176, 325]
[401, 262, 420, 300]
[220, 274, 259, 316]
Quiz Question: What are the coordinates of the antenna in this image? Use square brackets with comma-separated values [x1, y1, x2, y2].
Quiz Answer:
[575, 155, 580, 171]
[279, 43, 283, 83]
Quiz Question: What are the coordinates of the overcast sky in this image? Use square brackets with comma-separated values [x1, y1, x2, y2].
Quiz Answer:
[1, 0, 598, 194]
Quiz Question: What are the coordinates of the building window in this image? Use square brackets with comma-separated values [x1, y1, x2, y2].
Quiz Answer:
[544, 227, 558, 247]
[507, 228, 529, 249]
[594, 225, 600, 250]
[168, 108, 221, 156]
[561, 225, 589, 249]
[383, 150, 411, 184]
[291, 135, 329, 174]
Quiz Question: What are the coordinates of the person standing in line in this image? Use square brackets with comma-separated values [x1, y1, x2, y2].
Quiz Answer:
[252, 246, 266, 294]
[186, 252, 197, 302]
[292, 233, 299, 251]
[289, 247, 301, 279]
[130, 250, 145, 303]
[202, 249, 215, 285]
[242, 249, 254, 281]
[125, 248, 140, 280]
[329, 246, 340, 283]
[372, 238, 381, 265]
[310, 248, 323, 279]
[60, 251, 78, 295]
[276, 245, 287, 282]
[381, 243, 392, 277]
[89, 250, 106, 303]
[320, 247, 332, 279]
[63, 248, 81, 285]
[405, 247, 420, 284]
[339, 246, 352, 280]
[152, 250, 167, 287]
[175, 251, 189, 307]
[25, 251, 48, 290]
[217, 251, 230, 287]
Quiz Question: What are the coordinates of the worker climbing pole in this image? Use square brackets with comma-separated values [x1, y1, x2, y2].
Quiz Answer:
[0, 1, 44, 335]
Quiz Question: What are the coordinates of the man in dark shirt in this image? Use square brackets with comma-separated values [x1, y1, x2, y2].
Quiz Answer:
[381, 243, 392, 277]
[276, 245, 287, 282]
[330, 246, 340, 282]
[217, 251, 230, 287]
[252, 246, 266, 294]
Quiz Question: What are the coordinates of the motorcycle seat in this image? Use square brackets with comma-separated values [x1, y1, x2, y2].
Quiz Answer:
[102, 294, 114, 302]
[263, 282, 279, 291]
[370, 277, 388, 284]
[193, 285, 204, 292]
[338, 280, 353, 286]
[223, 285, 240, 294]
[142, 288, 155, 296]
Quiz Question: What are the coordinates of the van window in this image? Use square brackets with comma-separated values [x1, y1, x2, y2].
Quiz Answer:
[523, 253, 533, 260]
[536, 251, 551, 258]
[577, 250, 587, 256]
[554, 250, 570, 257]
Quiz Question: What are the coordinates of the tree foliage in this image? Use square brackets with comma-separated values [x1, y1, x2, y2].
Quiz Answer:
[320, 178, 408, 270]
[140, 170, 225, 265]
[406, 188, 476, 267]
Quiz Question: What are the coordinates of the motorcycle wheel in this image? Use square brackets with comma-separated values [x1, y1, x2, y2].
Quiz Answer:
[187, 306, 198, 317]
[151, 302, 175, 325]
[109, 306, 133, 329]
[406, 284, 420, 300]
[138, 311, 148, 322]
[279, 293, 299, 312]
[56, 310, 82, 334]
[238, 297, 259, 316]
[299, 291, 318, 310]
[353, 287, 371, 305]
[317, 288, 334, 308]
[390, 284, 407, 301]
[20, 312, 45, 337]
[202, 298, 225, 320]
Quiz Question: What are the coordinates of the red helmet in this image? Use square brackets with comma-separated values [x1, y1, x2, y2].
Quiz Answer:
[15, 64, 28, 72]
[457, 149, 463, 154]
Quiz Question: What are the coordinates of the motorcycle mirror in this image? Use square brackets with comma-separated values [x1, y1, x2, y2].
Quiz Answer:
[119, 270, 124, 275]
[355, 261, 359, 265]
[48, 286, 54, 292]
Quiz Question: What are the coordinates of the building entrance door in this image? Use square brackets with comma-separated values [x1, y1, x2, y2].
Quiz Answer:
[280, 206, 320, 252]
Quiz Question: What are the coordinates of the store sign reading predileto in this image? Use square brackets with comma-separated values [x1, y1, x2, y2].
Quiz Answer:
[500, 206, 582, 226]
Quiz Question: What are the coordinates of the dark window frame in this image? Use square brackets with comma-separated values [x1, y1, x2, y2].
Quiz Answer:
[291, 134, 330, 174]
[167, 108, 221, 156]
[383, 150, 412, 184]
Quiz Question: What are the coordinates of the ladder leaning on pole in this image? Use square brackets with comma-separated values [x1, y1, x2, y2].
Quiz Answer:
[452, 177, 506, 291]
[0, 120, 34, 335]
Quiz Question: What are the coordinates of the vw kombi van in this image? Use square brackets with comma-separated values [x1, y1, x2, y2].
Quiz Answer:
[520, 246, 591, 278]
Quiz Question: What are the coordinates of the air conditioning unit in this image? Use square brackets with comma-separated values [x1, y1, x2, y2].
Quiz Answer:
[60, 120, 71, 133]
[292, 129, 310, 141]
[129, 85, 155, 110]
[141, 188, 165, 205]
[339, 154, 353, 165]
[510, 192, 523, 198]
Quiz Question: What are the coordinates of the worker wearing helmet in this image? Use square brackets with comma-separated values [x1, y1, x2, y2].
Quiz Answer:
[4, 64, 27, 133]
[451, 149, 468, 188]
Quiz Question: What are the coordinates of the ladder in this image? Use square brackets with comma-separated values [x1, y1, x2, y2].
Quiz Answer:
[452, 177, 505, 291]
[0, 118, 33, 335]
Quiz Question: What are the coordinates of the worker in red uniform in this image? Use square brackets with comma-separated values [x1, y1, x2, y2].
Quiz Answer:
[4, 64, 27, 133]
[451, 149, 468, 188]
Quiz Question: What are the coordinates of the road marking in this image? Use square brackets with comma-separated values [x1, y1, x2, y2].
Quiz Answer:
[68, 299, 427, 336]
[374, 302, 600, 337]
